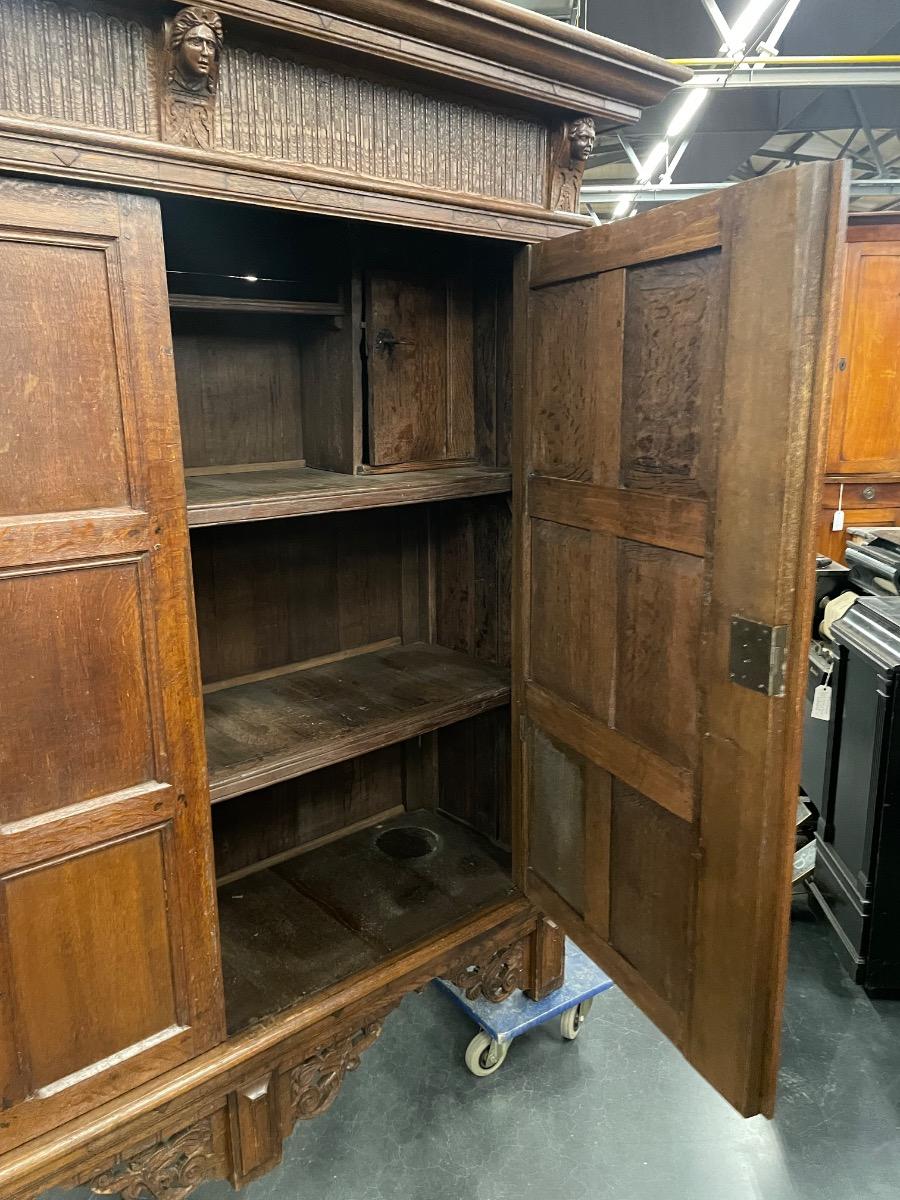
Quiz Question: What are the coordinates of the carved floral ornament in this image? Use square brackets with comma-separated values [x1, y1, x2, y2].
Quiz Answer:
[444, 939, 526, 1003]
[161, 6, 224, 149]
[89, 1120, 217, 1200]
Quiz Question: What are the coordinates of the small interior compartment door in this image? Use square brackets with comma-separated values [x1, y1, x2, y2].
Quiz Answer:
[366, 267, 474, 469]
[516, 163, 846, 1117]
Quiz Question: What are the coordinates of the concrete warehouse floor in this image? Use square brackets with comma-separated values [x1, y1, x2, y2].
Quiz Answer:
[46, 906, 900, 1200]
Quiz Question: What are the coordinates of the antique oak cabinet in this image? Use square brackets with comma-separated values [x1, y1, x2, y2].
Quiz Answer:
[818, 217, 900, 561]
[0, 2, 845, 1197]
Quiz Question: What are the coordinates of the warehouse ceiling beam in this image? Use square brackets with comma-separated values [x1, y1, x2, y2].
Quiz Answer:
[582, 178, 900, 205]
[681, 64, 900, 87]
[850, 90, 887, 173]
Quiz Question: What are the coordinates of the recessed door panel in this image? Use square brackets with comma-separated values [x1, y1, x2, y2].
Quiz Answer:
[4, 830, 180, 1092]
[0, 560, 156, 820]
[0, 239, 130, 516]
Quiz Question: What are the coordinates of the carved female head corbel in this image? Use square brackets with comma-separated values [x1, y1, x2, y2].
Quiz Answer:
[161, 6, 224, 148]
[550, 114, 596, 213]
[167, 6, 224, 96]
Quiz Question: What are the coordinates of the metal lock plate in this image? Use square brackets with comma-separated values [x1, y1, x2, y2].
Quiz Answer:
[729, 617, 789, 697]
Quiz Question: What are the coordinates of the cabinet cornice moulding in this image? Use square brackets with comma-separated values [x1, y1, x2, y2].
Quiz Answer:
[204, 0, 689, 118]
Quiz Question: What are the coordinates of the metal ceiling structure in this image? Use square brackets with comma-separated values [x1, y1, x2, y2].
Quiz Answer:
[513, 0, 900, 218]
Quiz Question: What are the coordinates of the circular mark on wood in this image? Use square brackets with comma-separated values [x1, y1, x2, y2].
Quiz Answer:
[375, 826, 438, 860]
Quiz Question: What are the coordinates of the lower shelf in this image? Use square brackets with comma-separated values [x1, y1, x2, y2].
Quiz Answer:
[218, 809, 515, 1033]
[204, 643, 510, 803]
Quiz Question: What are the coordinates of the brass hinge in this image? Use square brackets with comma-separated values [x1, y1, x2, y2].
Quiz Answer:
[729, 617, 789, 697]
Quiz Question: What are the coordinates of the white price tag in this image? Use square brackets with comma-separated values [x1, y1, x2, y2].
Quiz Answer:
[811, 684, 832, 721]
[831, 509, 845, 532]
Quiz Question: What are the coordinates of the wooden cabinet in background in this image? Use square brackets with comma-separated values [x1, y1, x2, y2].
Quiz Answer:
[820, 220, 900, 560]
[0, 3, 847, 1197]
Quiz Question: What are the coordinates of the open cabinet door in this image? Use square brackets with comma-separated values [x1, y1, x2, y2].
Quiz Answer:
[516, 162, 846, 1117]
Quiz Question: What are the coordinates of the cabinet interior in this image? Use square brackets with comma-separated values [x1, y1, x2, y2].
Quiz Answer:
[162, 196, 517, 1032]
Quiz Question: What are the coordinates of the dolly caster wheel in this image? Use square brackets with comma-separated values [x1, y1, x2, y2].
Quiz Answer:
[560, 998, 593, 1041]
[464, 1031, 509, 1076]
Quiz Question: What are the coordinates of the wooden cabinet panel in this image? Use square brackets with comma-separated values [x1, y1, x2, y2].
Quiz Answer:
[613, 540, 702, 769]
[0, 240, 129, 516]
[828, 239, 900, 475]
[620, 254, 724, 497]
[0, 178, 223, 1152]
[519, 164, 845, 1117]
[0, 562, 155, 821]
[366, 268, 474, 469]
[3, 831, 180, 1093]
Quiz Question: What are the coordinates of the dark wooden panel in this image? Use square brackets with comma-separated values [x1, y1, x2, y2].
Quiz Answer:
[529, 273, 622, 484]
[205, 643, 511, 802]
[615, 540, 703, 769]
[434, 496, 511, 668]
[529, 471, 707, 557]
[530, 193, 722, 288]
[621, 251, 724, 497]
[609, 781, 695, 1013]
[4, 830, 179, 1092]
[366, 267, 475, 469]
[185, 464, 511, 527]
[367, 271, 449, 465]
[529, 727, 585, 916]
[529, 519, 613, 719]
[298, 314, 360, 475]
[0, 238, 128, 517]
[212, 747, 405, 880]
[173, 317, 304, 470]
[0, 560, 155, 821]
[436, 708, 511, 845]
[528, 727, 611, 934]
[191, 510, 409, 685]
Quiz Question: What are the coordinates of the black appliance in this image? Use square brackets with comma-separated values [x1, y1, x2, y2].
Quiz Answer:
[845, 527, 900, 597]
[808, 597, 900, 995]
[799, 555, 851, 819]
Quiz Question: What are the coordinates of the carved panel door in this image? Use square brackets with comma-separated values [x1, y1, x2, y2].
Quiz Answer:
[517, 163, 846, 1117]
[0, 178, 223, 1149]
[366, 268, 474, 469]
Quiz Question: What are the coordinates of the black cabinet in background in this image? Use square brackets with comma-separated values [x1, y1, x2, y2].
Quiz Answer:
[809, 597, 900, 995]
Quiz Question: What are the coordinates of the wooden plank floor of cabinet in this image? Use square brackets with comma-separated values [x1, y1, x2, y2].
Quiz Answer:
[218, 810, 515, 1033]
[204, 643, 511, 802]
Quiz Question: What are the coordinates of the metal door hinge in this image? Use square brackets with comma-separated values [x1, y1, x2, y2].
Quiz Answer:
[729, 617, 789, 697]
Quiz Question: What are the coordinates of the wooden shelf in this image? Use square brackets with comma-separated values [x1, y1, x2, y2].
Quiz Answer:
[218, 809, 515, 1033]
[169, 294, 343, 317]
[204, 643, 510, 803]
[186, 464, 512, 526]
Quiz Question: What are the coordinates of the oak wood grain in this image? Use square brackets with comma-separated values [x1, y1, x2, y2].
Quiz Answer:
[205, 643, 511, 802]
[185, 465, 511, 527]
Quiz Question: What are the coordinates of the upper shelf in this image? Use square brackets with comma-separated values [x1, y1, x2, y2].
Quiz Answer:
[204, 642, 511, 804]
[185, 464, 512, 526]
[169, 295, 344, 317]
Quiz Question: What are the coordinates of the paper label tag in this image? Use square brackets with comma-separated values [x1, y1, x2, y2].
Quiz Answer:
[832, 509, 845, 532]
[811, 684, 833, 721]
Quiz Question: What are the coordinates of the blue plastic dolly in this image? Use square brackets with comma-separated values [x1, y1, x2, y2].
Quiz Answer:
[435, 938, 614, 1076]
